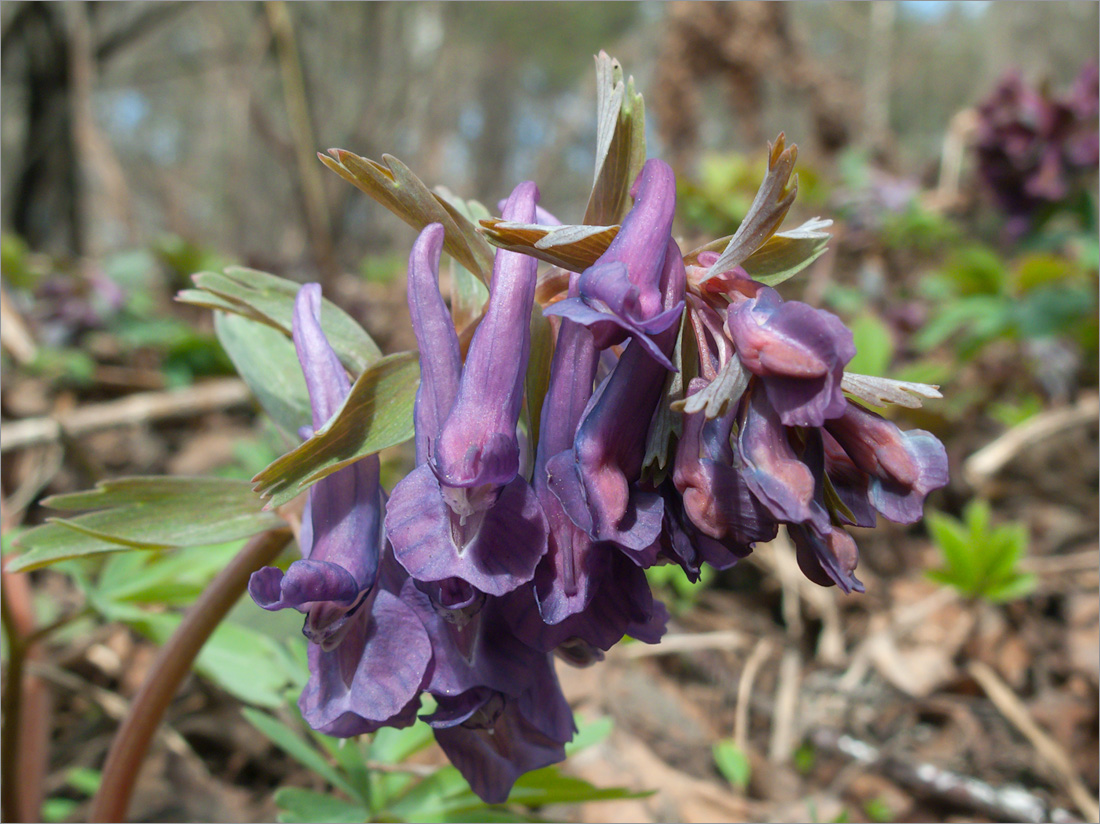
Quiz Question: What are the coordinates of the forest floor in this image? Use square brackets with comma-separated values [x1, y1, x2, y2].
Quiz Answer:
[2, 266, 1097, 824]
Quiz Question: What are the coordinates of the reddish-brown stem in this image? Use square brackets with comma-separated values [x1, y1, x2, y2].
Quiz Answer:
[1, 565, 52, 823]
[89, 528, 292, 822]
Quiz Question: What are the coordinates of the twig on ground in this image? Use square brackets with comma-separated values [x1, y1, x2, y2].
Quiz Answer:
[768, 647, 802, 764]
[733, 637, 773, 753]
[967, 661, 1100, 823]
[616, 629, 751, 658]
[811, 727, 1081, 824]
[964, 394, 1100, 489]
[25, 660, 193, 759]
[0, 378, 254, 453]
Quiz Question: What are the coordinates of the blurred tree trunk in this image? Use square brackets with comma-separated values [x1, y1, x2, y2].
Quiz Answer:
[473, 44, 517, 203]
[3, 2, 82, 254]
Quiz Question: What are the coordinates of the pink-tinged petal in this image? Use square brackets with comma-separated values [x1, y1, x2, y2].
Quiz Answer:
[825, 402, 949, 524]
[385, 464, 548, 597]
[789, 524, 865, 594]
[727, 286, 854, 427]
[822, 431, 878, 528]
[434, 182, 540, 489]
[299, 589, 432, 736]
[737, 388, 830, 534]
[674, 379, 778, 544]
[407, 224, 462, 463]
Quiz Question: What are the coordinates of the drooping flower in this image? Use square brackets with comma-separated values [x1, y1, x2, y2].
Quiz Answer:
[824, 400, 949, 525]
[385, 184, 549, 599]
[249, 283, 431, 734]
[726, 281, 855, 428]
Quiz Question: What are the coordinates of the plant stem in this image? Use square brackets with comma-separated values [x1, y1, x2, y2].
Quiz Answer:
[0, 580, 27, 823]
[89, 528, 291, 822]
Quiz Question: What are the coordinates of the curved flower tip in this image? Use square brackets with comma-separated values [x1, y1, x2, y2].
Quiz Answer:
[293, 283, 350, 429]
[543, 160, 681, 364]
[727, 285, 854, 427]
[385, 464, 548, 597]
[407, 223, 461, 463]
[790, 523, 864, 594]
[433, 181, 540, 490]
[825, 402, 949, 524]
[737, 388, 829, 534]
[299, 589, 432, 736]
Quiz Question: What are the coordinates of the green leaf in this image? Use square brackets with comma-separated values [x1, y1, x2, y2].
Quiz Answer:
[983, 572, 1037, 604]
[713, 740, 751, 791]
[9, 478, 284, 572]
[274, 788, 369, 824]
[178, 266, 381, 374]
[846, 313, 895, 377]
[925, 510, 974, 587]
[740, 217, 832, 286]
[368, 718, 436, 764]
[565, 715, 614, 756]
[215, 311, 311, 435]
[94, 541, 241, 605]
[252, 351, 419, 507]
[243, 708, 363, 801]
[320, 151, 495, 283]
[508, 766, 648, 806]
[584, 52, 647, 226]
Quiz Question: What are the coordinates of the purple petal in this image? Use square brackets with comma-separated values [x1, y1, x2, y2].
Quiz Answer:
[385, 464, 548, 597]
[825, 403, 949, 524]
[299, 589, 432, 736]
[789, 524, 865, 594]
[293, 283, 350, 429]
[674, 381, 779, 544]
[599, 158, 677, 319]
[433, 182, 540, 489]
[433, 696, 568, 804]
[737, 387, 830, 534]
[407, 224, 462, 463]
[727, 287, 854, 427]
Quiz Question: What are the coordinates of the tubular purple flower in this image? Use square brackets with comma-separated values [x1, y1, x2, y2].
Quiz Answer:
[434, 181, 540, 490]
[385, 183, 549, 598]
[248, 284, 382, 649]
[789, 522, 864, 594]
[547, 240, 686, 550]
[544, 159, 684, 368]
[824, 401, 949, 524]
[726, 284, 855, 427]
[249, 285, 432, 735]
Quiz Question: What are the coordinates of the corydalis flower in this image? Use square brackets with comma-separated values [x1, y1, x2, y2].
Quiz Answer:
[545, 159, 685, 369]
[249, 284, 384, 649]
[547, 238, 686, 552]
[726, 280, 855, 428]
[249, 284, 431, 734]
[385, 183, 549, 598]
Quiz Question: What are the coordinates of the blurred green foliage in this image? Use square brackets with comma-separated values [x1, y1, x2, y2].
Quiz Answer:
[925, 501, 1036, 604]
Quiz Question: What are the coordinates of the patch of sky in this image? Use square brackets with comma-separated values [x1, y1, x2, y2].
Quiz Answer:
[899, 1, 989, 20]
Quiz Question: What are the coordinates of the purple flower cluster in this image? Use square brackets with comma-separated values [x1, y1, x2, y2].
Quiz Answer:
[974, 62, 1099, 238]
[248, 159, 948, 803]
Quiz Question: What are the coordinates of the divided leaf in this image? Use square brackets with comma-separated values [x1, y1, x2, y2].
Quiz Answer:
[584, 51, 647, 226]
[252, 351, 419, 508]
[320, 150, 496, 283]
[9, 478, 284, 572]
[178, 266, 381, 374]
[703, 134, 799, 282]
[841, 373, 943, 409]
[479, 219, 619, 273]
